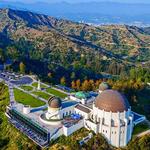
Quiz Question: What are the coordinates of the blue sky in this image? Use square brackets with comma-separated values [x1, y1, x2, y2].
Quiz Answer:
[2, 0, 150, 4]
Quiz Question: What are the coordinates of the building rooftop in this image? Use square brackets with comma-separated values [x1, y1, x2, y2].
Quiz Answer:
[75, 104, 91, 113]
[75, 91, 91, 99]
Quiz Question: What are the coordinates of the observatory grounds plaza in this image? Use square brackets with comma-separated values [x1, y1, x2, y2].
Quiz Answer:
[0, 71, 146, 148]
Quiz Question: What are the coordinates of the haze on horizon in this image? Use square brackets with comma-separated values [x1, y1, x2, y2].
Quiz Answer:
[2, 0, 150, 4]
[1, 0, 150, 26]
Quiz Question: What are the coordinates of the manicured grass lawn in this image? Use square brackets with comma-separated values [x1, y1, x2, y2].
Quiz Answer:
[32, 82, 48, 88]
[133, 122, 149, 136]
[14, 88, 45, 107]
[32, 91, 51, 100]
[46, 88, 67, 98]
[20, 85, 33, 91]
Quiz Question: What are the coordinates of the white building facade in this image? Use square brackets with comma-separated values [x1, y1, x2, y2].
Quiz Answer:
[83, 89, 134, 147]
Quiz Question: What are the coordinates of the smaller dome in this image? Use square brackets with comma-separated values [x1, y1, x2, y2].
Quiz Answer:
[99, 82, 109, 91]
[75, 91, 90, 99]
[48, 96, 62, 108]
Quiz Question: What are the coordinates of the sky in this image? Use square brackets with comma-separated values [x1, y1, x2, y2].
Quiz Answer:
[2, 0, 150, 4]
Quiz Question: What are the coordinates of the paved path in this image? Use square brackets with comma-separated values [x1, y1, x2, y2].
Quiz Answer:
[8, 82, 15, 103]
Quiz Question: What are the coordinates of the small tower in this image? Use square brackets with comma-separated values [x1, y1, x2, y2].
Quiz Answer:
[99, 82, 109, 93]
[37, 80, 41, 90]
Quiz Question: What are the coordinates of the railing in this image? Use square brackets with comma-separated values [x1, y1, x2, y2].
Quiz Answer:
[10, 109, 48, 134]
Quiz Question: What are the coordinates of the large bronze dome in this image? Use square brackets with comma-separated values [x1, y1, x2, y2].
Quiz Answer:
[48, 96, 62, 108]
[95, 90, 130, 112]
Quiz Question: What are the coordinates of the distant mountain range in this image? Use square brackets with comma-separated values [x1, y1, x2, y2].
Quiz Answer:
[0, 1, 150, 26]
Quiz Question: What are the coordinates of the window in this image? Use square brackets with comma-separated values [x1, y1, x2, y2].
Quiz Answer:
[111, 119, 114, 126]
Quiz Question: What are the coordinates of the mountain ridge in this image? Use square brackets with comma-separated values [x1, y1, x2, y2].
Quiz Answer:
[0, 8, 150, 69]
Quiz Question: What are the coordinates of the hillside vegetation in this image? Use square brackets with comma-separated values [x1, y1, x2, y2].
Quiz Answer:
[0, 9, 150, 83]
[1, 8, 150, 61]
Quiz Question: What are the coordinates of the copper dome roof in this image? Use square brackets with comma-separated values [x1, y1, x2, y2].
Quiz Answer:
[48, 96, 62, 108]
[99, 82, 109, 91]
[95, 90, 130, 112]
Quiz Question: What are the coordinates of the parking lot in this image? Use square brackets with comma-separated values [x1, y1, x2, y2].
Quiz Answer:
[0, 71, 33, 85]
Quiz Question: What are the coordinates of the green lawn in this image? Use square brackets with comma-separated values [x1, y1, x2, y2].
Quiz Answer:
[133, 122, 149, 136]
[14, 88, 45, 107]
[46, 88, 67, 98]
[20, 85, 33, 91]
[32, 82, 48, 88]
[32, 91, 51, 100]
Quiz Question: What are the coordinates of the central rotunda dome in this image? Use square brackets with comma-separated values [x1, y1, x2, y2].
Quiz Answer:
[95, 90, 130, 112]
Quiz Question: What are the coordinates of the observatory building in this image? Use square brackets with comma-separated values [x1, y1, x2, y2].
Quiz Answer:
[6, 82, 145, 147]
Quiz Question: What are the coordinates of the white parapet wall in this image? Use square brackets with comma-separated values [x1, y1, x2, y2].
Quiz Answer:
[50, 127, 63, 140]
[84, 119, 99, 133]
[63, 119, 84, 136]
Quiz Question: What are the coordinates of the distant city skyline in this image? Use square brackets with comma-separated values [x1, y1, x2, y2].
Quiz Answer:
[2, 0, 150, 4]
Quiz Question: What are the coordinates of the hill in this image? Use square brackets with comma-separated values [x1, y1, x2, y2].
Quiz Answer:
[0, 8, 150, 83]
[0, 8, 150, 59]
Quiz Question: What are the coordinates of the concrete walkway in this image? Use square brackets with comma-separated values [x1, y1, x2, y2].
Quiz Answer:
[8, 82, 15, 103]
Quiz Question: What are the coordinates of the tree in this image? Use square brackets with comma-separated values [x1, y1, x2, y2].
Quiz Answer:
[76, 79, 81, 91]
[89, 79, 95, 91]
[0, 48, 5, 63]
[19, 62, 26, 74]
[70, 72, 76, 80]
[71, 81, 76, 89]
[81, 80, 89, 91]
[6, 46, 20, 61]
[60, 76, 66, 86]
[48, 72, 52, 78]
